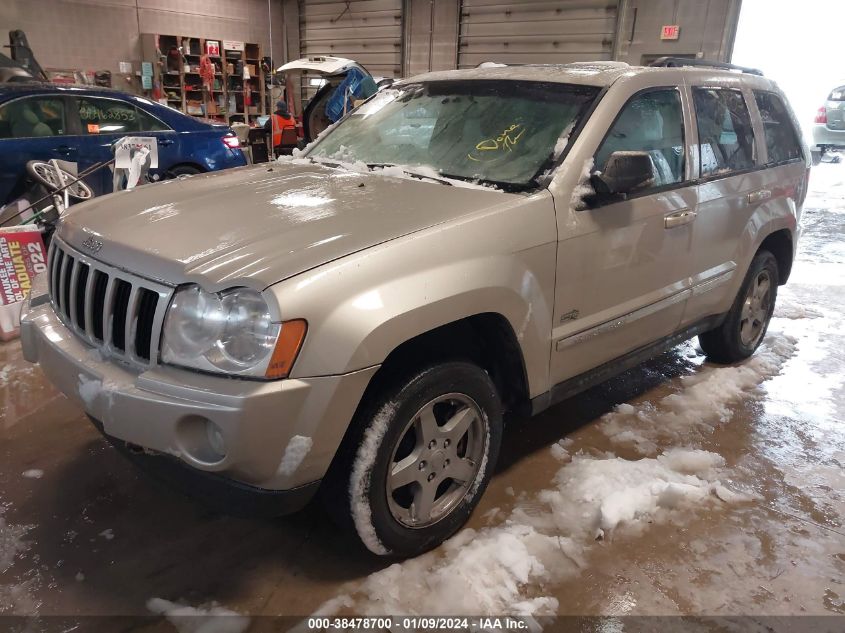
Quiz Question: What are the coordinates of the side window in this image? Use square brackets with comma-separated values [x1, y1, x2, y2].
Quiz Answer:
[0, 97, 67, 139]
[753, 91, 802, 164]
[136, 108, 171, 132]
[693, 88, 755, 177]
[594, 89, 685, 192]
[77, 97, 140, 134]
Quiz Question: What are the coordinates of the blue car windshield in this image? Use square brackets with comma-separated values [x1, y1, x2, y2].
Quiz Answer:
[306, 80, 600, 190]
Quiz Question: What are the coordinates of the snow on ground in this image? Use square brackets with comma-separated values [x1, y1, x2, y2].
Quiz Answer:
[599, 333, 798, 454]
[0, 504, 38, 615]
[21, 469, 43, 479]
[314, 447, 748, 618]
[308, 327, 797, 618]
[147, 598, 250, 633]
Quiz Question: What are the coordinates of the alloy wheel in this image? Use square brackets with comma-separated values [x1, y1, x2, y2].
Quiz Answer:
[386, 393, 486, 528]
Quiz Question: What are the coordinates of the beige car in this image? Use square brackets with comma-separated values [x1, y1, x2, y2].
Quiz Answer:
[20, 61, 808, 557]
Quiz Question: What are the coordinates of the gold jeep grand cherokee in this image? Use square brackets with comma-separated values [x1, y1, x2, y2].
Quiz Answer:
[21, 59, 808, 557]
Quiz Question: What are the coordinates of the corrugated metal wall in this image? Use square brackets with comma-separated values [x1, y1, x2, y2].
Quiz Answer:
[299, 0, 404, 77]
[457, 0, 619, 68]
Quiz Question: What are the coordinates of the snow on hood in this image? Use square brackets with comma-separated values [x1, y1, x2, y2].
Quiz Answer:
[57, 162, 508, 291]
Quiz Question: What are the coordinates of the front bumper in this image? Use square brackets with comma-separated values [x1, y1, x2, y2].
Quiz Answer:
[20, 300, 377, 495]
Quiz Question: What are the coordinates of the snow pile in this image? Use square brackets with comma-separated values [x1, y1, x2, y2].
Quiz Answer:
[147, 598, 250, 633]
[0, 364, 12, 387]
[553, 122, 576, 159]
[570, 158, 595, 211]
[517, 449, 738, 542]
[21, 470, 43, 480]
[276, 435, 313, 477]
[77, 374, 117, 409]
[313, 447, 747, 617]
[773, 297, 823, 320]
[599, 334, 798, 454]
[0, 509, 31, 575]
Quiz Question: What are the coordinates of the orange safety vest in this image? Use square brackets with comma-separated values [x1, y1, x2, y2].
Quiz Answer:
[271, 114, 296, 147]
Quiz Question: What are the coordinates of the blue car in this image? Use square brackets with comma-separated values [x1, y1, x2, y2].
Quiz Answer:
[0, 83, 247, 205]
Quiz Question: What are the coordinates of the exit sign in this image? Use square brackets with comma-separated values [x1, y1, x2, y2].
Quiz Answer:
[661, 24, 680, 40]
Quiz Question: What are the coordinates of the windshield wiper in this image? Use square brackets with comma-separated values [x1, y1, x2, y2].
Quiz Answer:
[366, 163, 454, 187]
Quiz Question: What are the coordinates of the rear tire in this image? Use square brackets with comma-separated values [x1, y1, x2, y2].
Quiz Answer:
[323, 361, 503, 558]
[167, 165, 203, 177]
[698, 250, 779, 363]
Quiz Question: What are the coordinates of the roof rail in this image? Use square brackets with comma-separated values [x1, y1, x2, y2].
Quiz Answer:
[648, 56, 763, 76]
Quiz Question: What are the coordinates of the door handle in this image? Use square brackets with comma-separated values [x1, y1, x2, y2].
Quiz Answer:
[747, 189, 772, 204]
[157, 138, 174, 146]
[664, 209, 697, 229]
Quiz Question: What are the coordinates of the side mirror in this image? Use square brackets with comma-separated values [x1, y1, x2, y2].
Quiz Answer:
[591, 151, 654, 196]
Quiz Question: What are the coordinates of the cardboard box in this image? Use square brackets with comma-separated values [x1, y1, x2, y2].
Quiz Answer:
[245, 64, 256, 76]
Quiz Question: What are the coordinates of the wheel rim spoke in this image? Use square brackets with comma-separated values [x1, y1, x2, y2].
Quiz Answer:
[411, 480, 437, 523]
[740, 319, 755, 343]
[441, 407, 475, 444]
[447, 457, 476, 484]
[416, 406, 439, 445]
[390, 453, 422, 491]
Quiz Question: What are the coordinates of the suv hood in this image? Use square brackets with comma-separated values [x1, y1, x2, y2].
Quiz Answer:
[57, 162, 509, 291]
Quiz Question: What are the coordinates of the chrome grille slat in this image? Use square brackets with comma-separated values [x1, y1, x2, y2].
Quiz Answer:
[68, 258, 81, 328]
[46, 238, 173, 369]
[83, 266, 96, 340]
[123, 284, 141, 359]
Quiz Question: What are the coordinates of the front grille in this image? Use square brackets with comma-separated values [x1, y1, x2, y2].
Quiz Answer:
[46, 238, 173, 367]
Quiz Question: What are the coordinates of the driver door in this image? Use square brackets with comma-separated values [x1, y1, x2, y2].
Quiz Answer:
[551, 87, 698, 384]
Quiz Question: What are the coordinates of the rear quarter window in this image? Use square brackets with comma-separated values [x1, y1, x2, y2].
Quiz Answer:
[753, 91, 803, 164]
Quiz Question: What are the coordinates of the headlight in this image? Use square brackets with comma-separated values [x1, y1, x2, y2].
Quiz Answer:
[161, 284, 306, 378]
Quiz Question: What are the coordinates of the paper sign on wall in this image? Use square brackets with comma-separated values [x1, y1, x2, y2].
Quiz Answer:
[206, 40, 220, 56]
[223, 40, 244, 51]
[119, 61, 133, 74]
[141, 61, 153, 76]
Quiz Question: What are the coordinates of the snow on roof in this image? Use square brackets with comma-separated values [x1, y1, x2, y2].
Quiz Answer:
[399, 62, 634, 87]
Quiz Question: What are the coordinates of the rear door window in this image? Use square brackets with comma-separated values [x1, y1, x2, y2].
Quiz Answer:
[0, 96, 67, 138]
[594, 88, 686, 191]
[693, 88, 756, 177]
[753, 91, 802, 164]
[76, 97, 169, 134]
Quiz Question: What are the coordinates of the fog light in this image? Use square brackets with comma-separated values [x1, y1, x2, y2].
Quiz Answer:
[206, 422, 226, 458]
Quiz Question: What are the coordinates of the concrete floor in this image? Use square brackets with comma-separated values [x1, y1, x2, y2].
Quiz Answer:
[1, 164, 844, 629]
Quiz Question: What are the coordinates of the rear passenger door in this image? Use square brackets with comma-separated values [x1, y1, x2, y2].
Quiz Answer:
[682, 86, 766, 324]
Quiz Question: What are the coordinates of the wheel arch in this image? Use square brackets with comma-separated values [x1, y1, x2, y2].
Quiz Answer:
[356, 312, 531, 419]
[758, 228, 794, 285]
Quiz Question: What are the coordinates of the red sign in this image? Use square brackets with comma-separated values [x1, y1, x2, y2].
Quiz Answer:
[661, 25, 680, 40]
[0, 227, 47, 306]
[205, 40, 220, 57]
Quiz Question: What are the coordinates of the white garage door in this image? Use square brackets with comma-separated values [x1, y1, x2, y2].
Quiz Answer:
[458, 0, 620, 68]
[299, 0, 404, 78]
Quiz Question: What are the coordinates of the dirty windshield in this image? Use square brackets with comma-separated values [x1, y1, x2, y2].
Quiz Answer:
[305, 80, 600, 190]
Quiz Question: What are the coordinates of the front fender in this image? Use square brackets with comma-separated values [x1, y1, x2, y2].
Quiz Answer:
[267, 192, 558, 399]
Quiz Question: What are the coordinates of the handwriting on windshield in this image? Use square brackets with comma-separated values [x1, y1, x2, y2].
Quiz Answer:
[467, 123, 526, 162]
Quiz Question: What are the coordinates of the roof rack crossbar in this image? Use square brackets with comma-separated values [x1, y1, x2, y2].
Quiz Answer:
[648, 56, 763, 76]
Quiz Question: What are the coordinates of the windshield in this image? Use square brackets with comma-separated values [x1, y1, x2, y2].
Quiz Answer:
[305, 80, 600, 190]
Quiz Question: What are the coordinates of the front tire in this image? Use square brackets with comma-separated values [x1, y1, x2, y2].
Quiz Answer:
[324, 361, 503, 558]
[698, 250, 779, 363]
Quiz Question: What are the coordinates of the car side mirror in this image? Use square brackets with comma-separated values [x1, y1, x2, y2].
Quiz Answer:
[591, 151, 655, 197]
